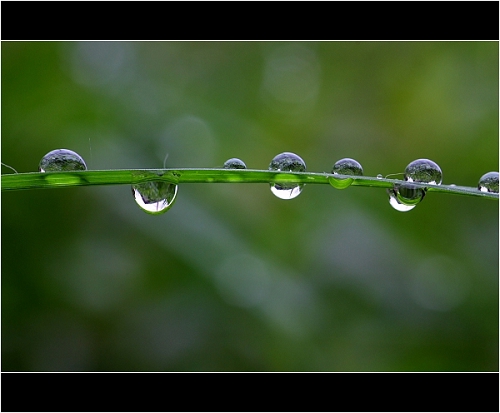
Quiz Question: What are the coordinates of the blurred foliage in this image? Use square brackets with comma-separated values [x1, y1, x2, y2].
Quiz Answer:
[1, 41, 498, 371]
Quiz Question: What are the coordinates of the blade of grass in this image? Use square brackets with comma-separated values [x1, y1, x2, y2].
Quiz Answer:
[1, 169, 498, 200]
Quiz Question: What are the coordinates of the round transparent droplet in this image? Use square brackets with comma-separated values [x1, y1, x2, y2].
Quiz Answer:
[376, 174, 383, 179]
[332, 158, 363, 176]
[478, 171, 499, 193]
[223, 158, 247, 169]
[329, 176, 354, 190]
[405, 159, 442, 185]
[387, 183, 425, 212]
[39, 149, 87, 172]
[132, 181, 178, 215]
[388, 190, 415, 212]
[268, 152, 306, 200]
[330, 158, 363, 189]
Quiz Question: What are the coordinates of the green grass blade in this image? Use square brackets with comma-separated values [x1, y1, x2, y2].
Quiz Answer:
[1, 169, 498, 200]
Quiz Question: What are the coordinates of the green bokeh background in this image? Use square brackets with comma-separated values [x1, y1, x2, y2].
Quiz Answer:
[2, 41, 498, 371]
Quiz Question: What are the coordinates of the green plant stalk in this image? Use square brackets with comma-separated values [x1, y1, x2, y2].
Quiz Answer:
[1, 169, 498, 200]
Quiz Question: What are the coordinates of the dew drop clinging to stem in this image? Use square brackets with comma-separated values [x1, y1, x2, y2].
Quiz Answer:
[332, 158, 363, 176]
[223, 158, 247, 169]
[132, 181, 178, 215]
[478, 171, 499, 193]
[329, 158, 363, 189]
[328, 176, 353, 190]
[397, 183, 425, 205]
[39, 149, 87, 172]
[387, 183, 425, 212]
[268, 152, 306, 200]
[405, 159, 442, 185]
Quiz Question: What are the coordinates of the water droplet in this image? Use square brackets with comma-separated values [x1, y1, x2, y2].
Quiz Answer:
[39, 149, 87, 172]
[397, 183, 425, 205]
[132, 181, 178, 215]
[268, 152, 306, 200]
[376, 174, 383, 179]
[332, 158, 363, 176]
[478, 171, 499, 193]
[405, 159, 442, 185]
[223, 158, 247, 169]
[388, 183, 425, 212]
[329, 158, 363, 189]
[329, 176, 353, 189]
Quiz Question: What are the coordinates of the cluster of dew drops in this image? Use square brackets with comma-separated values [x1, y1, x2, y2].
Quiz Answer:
[37, 149, 499, 215]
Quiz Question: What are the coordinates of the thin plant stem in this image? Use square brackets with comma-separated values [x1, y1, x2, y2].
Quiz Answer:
[1, 169, 498, 200]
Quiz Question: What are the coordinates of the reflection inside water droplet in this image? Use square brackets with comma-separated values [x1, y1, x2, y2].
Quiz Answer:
[132, 181, 178, 215]
[39, 149, 87, 172]
[478, 171, 499, 193]
[405, 159, 442, 185]
[388, 183, 425, 212]
[268, 152, 306, 200]
[223, 158, 247, 169]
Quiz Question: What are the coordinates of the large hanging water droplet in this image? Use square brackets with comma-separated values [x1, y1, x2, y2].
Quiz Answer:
[478, 171, 499, 193]
[387, 183, 425, 212]
[405, 159, 442, 185]
[132, 181, 178, 215]
[268, 152, 306, 200]
[39, 149, 87, 172]
[329, 158, 363, 189]
[223, 158, 247, 169]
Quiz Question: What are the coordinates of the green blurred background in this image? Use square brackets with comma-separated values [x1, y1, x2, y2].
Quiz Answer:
[2, 41, 498, 371]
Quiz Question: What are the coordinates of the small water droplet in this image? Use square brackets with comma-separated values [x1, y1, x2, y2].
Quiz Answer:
[223, 158, 247, 169]
[329, 158, 363, 189]
[405, 159, 442, 185]
[268, 152, 306, 200]
[478, 171, 499, 193]
[377, 174, 383, 179]
[39, 149, 87, 172]
[132, 181, 178, 215]
[387, 183, 425, 212]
